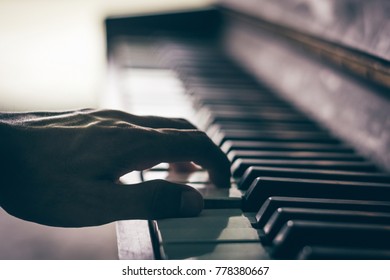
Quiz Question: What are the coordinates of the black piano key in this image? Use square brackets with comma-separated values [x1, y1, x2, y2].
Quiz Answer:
[232, 159, 377, 177]
[239, 166, 390, 189]
[164, 58, 222, 66]
[183, 77, 259, 87]
[220, 140, 355, 154]
[158, 50, 226, 62]
[197, 105, 309, 115]
[229, 150, 364, 163]
[188, 89, 275, 100]
[212, 129, 337, 146]
[254, 197, 390, 229]
[201, 110, 306, 120]
[191, 97, 291, 110]
[207, 122, 323, 134]
[182, 72, 256, 81]
[186, 82, 260, 90]
[262, 207, 390, 244]
[174, 65, 248, 77]
[179, 71, 249, 81]
[271, 220, 390, 259]
[203, 120, 321, 132]
[297, 246, 390, 260]
[200, 104, 299, 114]
[201, 112, 314, 127]
[199, 105, 310, 117]
[243, 177, 390, 212]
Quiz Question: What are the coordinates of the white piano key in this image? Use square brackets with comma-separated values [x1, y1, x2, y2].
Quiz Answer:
[160, 243, 270, 260]
[154, 209, 265, 259]
[156, 209, 254, 229]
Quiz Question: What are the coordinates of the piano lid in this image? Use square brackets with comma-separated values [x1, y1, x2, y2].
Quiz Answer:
[217, 0, 390, 172]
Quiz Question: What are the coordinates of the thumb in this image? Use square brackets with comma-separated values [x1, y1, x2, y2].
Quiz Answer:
[108, 180, 204, 220]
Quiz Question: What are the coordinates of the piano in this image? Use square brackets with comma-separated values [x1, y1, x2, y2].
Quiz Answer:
[102, 0, 390, 260]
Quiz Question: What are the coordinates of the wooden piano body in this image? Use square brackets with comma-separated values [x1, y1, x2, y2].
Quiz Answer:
[103, 0, 390, 259]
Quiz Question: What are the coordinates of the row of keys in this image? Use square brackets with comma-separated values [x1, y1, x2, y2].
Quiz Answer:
[146, 38, 390, 259]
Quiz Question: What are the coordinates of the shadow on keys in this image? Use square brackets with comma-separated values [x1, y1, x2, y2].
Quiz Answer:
[143, 164, 267, 260]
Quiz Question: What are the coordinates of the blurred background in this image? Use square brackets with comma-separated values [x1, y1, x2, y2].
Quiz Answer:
[0, 0, 213, 259]
[0, 0, 214, 112]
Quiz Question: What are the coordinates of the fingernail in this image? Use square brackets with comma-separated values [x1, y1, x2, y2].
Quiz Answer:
[180, 190, 204, 217]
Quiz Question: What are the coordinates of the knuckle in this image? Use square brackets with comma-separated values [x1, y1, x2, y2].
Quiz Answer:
[172, 118, 196, 129]
[175, 117, 190, 124]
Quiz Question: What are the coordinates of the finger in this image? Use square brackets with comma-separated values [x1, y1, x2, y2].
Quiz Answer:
[159, 129, 231, 188]
[118, 129, 231, 188]
[104, 180, 204, 220]
[20, 109, 195, 129]
[2, 179, 203, 227]
[89, 109, 197, 129]
[169, 162, 199, 173]
[131, 115, 197, 129]
[8, 109, 94, 126]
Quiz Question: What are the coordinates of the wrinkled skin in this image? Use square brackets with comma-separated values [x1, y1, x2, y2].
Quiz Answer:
[0, 109, 231, 227]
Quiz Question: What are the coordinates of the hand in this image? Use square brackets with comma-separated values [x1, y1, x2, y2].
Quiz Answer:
[0, 109, 231, 227]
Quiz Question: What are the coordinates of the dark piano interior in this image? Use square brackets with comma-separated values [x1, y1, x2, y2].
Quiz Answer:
[104, 0, 390, 260]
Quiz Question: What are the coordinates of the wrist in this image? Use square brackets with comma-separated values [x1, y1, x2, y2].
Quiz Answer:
[0, 115, 22, 204]
[0, 115, 20, 173]
[0, 116, 14, 147]
[0, 120, 12, 204]
[0, 120, 11, 151]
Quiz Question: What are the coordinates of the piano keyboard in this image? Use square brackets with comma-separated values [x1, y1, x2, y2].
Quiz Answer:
[114, 37, 390, 260]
